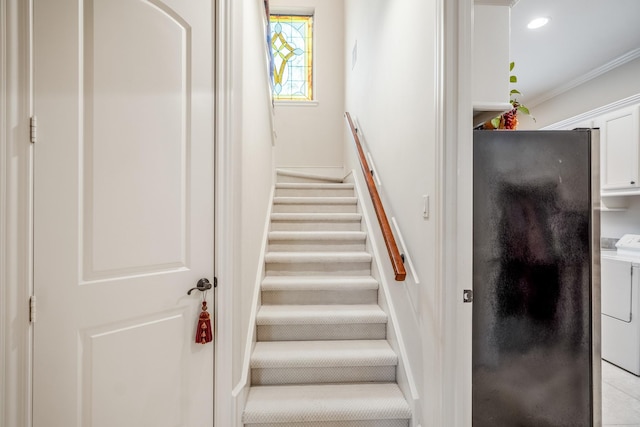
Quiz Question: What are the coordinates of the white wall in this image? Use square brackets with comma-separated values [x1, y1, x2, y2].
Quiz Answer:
[344, 1, 439, 425]
[271, 0, 344, 171]
[231, 0, 276, 386]
[602, 199, 640, 238]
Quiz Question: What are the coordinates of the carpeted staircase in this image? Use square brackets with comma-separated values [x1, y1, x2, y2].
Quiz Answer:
[242, 171, 412, 427]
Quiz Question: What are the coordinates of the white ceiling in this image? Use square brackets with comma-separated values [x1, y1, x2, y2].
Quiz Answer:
[509, 0, 640, 107]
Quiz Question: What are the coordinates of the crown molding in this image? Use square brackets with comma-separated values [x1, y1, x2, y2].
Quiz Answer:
[542, 93, 640, 130]
[530, 48, 640, 108]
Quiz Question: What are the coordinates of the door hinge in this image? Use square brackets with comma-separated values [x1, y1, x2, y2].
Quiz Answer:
[29, 295, 37, 323]
[463, 289, 473, 303]
[30, 116, 37, 144]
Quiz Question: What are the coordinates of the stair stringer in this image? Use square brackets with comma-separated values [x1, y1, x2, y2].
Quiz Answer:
[232, 184, 276, 426]
[344, 170, 422, 427]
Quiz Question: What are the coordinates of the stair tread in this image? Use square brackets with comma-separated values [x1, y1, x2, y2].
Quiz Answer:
[274, 196, 358, 205]
[271, 213, 362, 221]
[261, 276, 378, 291]
[257, 304, 387, 325]
[276, 183, 354, 189]
[269, 231, 367, 241]
[243, 383, 411, 423]
[265, 252, 372, 263]
[251, 340, 397, 368]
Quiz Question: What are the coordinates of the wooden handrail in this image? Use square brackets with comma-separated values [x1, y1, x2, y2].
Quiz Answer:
[345, 112, 406, 281]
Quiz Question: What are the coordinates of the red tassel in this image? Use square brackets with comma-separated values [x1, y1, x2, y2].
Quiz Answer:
[196, 301, 213, 344]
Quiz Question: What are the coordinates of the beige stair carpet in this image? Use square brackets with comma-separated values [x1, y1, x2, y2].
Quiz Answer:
[242, 172, 411, 426]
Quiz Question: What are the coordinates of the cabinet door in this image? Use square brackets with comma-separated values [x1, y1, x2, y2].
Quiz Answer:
[599, 106, 640, 191]
[472, 4, 510, 110]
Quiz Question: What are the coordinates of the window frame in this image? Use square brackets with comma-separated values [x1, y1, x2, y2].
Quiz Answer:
[269, 12, 316, 103]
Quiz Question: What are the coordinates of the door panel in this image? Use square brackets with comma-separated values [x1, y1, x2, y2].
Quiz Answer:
[83, 311, 186, 427]
[33, 0, 214, 426]
[86, 0, 191, 279]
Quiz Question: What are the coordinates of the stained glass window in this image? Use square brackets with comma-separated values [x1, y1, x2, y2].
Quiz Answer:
[270, 14, 313, 101]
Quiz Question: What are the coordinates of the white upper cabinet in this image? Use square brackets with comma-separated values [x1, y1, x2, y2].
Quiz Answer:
[473, 3, 511, 112]
[597, 105, 640, 193]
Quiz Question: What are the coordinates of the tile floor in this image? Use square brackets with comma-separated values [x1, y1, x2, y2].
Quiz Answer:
[603, 359, 640, 426]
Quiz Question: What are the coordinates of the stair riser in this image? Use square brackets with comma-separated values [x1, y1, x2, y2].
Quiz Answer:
[273, 204, 357, 214]
[245, 420, 409, 427]
[268, 241, 366, 252]
[275, 188, 355, 197]
[251, 366, 396, 386]
[270, 221, 362, 232]
[261, 289, 378, 305]
[257, 324, 386, 341]
[265, 262, 371, 276]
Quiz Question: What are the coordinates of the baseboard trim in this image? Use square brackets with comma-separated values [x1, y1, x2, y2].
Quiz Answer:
[231, 184, 275, 424]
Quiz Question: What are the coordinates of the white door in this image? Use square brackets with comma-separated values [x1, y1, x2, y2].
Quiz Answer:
[32, 0, 215, 426]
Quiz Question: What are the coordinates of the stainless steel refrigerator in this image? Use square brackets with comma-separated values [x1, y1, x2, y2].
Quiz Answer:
[473, 129, 601, 426]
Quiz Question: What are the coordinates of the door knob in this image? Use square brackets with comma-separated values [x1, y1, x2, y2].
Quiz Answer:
[187, 278, 213, 295]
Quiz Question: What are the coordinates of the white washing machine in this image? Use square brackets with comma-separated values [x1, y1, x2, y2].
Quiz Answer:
[601, 235, 640, 375]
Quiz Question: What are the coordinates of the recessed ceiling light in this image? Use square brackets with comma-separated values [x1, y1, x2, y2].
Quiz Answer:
[527, 17, 550, 29]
